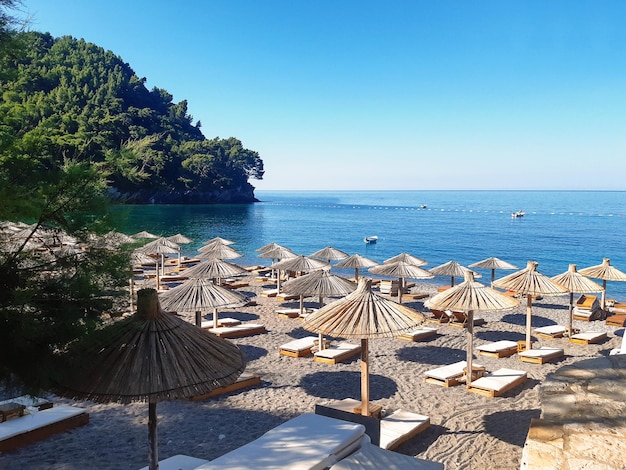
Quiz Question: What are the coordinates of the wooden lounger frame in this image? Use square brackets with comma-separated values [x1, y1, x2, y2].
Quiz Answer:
[427, 310, 450, 324]
[518, 349, 564, 364]
[569, 332, 608, 345]
[477, 344, 518, 358]
[467, 371, 527, 398]
[396, 328, 438, 342]
[606, 315, 626, 327]
[314, 345, 361, 364]
[534, 327, 566, 339]
[189, 373, 261, 400]
[210, 324, 266, 339]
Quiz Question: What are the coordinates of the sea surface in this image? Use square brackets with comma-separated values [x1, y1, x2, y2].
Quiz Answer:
[110, 190, 626, 300]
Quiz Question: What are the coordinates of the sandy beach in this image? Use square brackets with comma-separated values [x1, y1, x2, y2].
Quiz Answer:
[0, 270, 622, 470]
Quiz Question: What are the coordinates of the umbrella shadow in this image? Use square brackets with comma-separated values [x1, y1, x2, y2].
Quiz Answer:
[218, 310, 259, 321]
[535, 302, 568, 310]
[300, 371, 398, 401]
[476, 330, 526, 342]
[392, 423, 448, 455]
[281, 300, 319, 309]
[238, 344, 268, 362]
[396, 345, 465, 366]
[287, 326, 317, 340]
[483, 408, 541, 446]
[500, 313, 558, 327]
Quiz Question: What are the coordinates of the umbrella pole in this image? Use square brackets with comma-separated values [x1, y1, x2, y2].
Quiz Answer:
[526, 294, 533, 350]
[602, 280, 607, 310]
[397, 277, 403, 304]
[156, 258, 161, 291]
[360, 338, 369, 416]
[318, 296, 325, 350]
[491, 269, 495, 285]
[277, 269, 281, 293]
[299, 295, 304, 316]
[213, 308, 219, 329]
[195, 311, 201, 327]
[355, 267, 359, 281]
[148, 401, 158, 470]
[466, 310, 474, 389]
[130, 278, 134, 312]
[451, 275, 455, 287]
[568, 293, 574, 336]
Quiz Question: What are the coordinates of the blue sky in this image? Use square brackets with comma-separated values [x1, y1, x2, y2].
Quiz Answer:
[20, 1, 626, 190]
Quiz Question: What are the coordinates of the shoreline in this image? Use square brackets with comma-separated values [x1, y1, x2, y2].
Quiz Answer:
[0, 271, 622, 469]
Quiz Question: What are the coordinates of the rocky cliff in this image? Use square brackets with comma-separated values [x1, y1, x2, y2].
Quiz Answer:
[107, 183, 259, 204]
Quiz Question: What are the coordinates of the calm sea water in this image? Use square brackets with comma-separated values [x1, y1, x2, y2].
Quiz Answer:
[110, 190, 626, 300]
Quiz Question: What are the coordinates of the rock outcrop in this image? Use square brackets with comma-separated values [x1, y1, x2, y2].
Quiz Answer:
[108, 183, 258, 204]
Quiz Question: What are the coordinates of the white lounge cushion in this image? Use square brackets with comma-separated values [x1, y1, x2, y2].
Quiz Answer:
[330, 442, 443, 469]
[0, 405, 86, 441]
[534, 325, 566, 336]
[402, 327, 438, 340]
[476, 340, 518, 353]
[314, 342, 361, 360]
[195, 413, 366, 470]
[519, 347, 564, 358]
[424, 361, 482, 381]
[208, 323, 265, 335]
[200, 318, 241, 328]
[379, 410, 430, 450]
[570, 331, 606, 342]
[468, 368, 526, 393]
[280, 337, 317, 352]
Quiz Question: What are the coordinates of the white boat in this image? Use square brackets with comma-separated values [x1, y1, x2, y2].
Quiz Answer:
[511, 210, 526, 218]
[364, 236, 378, 244]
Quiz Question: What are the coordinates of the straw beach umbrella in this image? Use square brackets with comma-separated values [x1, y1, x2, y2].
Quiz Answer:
[369, 261, 434, 303]
[204, 236, 235, 246]
[493, 261, 568, 350]
[159, 278, 248, 328]
[197, 243, 243, 261]
[429, 260, 481, 287]
[425, 271, 519, 388]
[130, 230, 160, 239]
[53, 288, 246, 470]
[303, 278, 424, 416]
[183, 258, 247, 284]
[551, 264, 604, 336]
[256, 241, 287, 253]
[579, 258, 626, 309]
[258, 245, 297, 291]
[136, 237, 180, 290]
[335, 253, 379, 281]
[384, 252, 428, 266]
[167, 233, 193, 267]
[309, 246, 349, 264]
[271, 255, 329, 294]
[469, 257, 518, 284]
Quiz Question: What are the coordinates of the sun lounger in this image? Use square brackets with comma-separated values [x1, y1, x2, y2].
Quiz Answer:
[189, 372, 261, 400]
[379, 409, 430, 450]
[403, 292, 430, 301]
[427, 309, 450, 324]
[200, 318, 241, 329]
[444, 310, 486, 328]
[569, 331, 607, 345]
[0, 405, 89, 452]
[279, 336, 318, 357]
[518, 346, 564, 364]
[139, 454, 210, 470]
[276, 292, 301, 301]
[606, 314, 626, 327]
[396, 327, 438, 342]
[276, 308, 315, 318]
[476, 340, 519, 358]
[424, 361, 483, 387]
[573, 294, 602, 321]
[194, 413, 367, 470]
[208, 323, 266, 339]
[534, 325, 567, 339]
[260, 288, 278, 297]
[314, 341, 362, 364]
[221, 281, 249, 290]
[330, 441, 444, 469]
[466, 368, 527, 398]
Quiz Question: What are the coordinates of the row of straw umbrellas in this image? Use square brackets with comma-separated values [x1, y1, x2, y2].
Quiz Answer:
[50, 228, 626, 469]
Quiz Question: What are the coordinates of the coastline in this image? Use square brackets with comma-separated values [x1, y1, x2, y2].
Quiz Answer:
[0, 271, 622, 469]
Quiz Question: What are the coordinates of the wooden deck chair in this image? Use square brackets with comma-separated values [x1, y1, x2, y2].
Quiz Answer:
[466, 368, 527, 398]
[314, 341, 361, 364]
[279, 336, 318, 357]
[424, 361, 482, 387]
[606, 314, 626, 327]
[518, 347, 564, 364]
[189, 372, 261, 400]
[396, 327, 438, 342]
[427, 309, 451, 324]
[379, 409, 430, 450]
[534, 325, 567, 339]
[476, 340, 519, 358]
[445, 310, 486, 328]
[573, 294, 602, 321]
[569, 331, 607, 345]
[208, 323, 266, 339]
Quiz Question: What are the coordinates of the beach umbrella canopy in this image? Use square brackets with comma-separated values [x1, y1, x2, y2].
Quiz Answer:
[159, 277, 248, 328]
[257, 245, 297, 260]
[136, 237, 180, 288]
[493, 261, 568, 350]
[369, 261, 434, 303]
[579, 258, 626, 309]
[52, 288, 245, 470]
[429, 260, 481, 287]
[425, 271, 519, 387]
[256, 242, 287, 252]
[204, 236, 235, 246]
[469, 257, 518, 283]
[131, 231, 160, 239]
[197, 243, 243, 261]
[166, 234, 193, 266]
[182, 258, 247, 280]
[270, 255, 329, 293]
[335, 253, 379, 281]
[309, 246, 349, 263]
[384, 252, 428, 266]
[551, 264, 604, 336]
[303, 278, 424, 416]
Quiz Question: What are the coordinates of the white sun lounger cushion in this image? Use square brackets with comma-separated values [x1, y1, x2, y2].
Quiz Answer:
[570, 331, 606, 342]
[200, 318, 241, 328]
[468, 368, 527, 393]
[476, 340, 518, 353]
[0, 405, 87, 441]
[519, 347, 564, 359]
[379, 410, 430, 450]
[195, 413, 366, 470]
[403, 327, 438, 339]
[208, 323, 264, 335]
[280, 337, 318, 352]
[534, 325, 566, 336]
[424, 361, 482, 381]
[330, 442, 444, 469]
[139, 454, 210, 470]
[314, 342, 361, 359]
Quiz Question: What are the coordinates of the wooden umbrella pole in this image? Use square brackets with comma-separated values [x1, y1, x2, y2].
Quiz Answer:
[148, 401, 158, 470]
[397, 277, 403, 304]
[466, 310, 475, 389]
[213, 308, 218, 329]
[526, 294, 533, 350]
[355, 267, 359, 281]
[195, 311, 201, 327]
[568, 292, 574, 337]
[602, 280, 607, 310]
[299, 294, 304, 316]
[361, 339, 369, 416]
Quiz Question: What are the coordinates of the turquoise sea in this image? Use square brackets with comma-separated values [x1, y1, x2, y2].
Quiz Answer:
[111, 190, 626, 300]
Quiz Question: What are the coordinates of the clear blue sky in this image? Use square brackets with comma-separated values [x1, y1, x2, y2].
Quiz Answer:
[19, 1, 626, 190]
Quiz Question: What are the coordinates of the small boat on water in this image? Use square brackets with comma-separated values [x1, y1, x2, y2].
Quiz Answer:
[511, 210, 526, 218]
[364, 236, 378, 244]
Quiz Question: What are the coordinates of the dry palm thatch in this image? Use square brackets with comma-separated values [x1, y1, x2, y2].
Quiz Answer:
[428, 260, 481, 287]
[167, 234, 193, 244]
[270, 255, 329, 293]
[369, 261, 434, 303]
[309, 246, 349, 263]
[255, 241, 287, 252]
[304, 278, 424, 415]
[136, 237, 181, 288]
[551, 264, 604, 335]
[197, 244, 243, 261]
[335, 253, 378, 281]
[493, 261, 568, 349]
[53, 288, 245, 470]
[469, 257, 518, 283]
[257, 245, 297, 260]
[204, 236, 235, 246]
[182, 258, 247, 280]
[384, 252, 428, 266]
[425, 271, 519, 387]
[579, 258, 626, 309]
[131, 231, 160, 239]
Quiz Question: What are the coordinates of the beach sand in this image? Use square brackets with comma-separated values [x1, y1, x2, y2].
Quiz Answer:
[0, 272, 621, 470]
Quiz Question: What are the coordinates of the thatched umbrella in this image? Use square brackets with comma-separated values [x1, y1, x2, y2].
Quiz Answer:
[136, 237, 180, 290]
[270, 255, 329, 294]
[425, 271, 519, 388]
[384, 252, 428, 266]
[256, 242, 287, 252]
[493, 261, 568, 350]
[579, 258, 626, 309]
[129, 251, 158, 311]
[551, 264, 604, 336]
[303, 278, 424, 416]
[197, 243, 243, 261]
[166, 234, 193, 267]
[335, 253, 379, 281]
[369, 261, 434, 303]
[469, 257, 518, 284]
[53, 288, 245, 470]
[429, 260, 481, 287]
[204, 236, 235, 246]
[258, 246, 297, 291]
[309, 246, 349, 264]
[159, 278, 248, 328]
[183, 258, 247, 285]
[131, 231, 160, 239]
